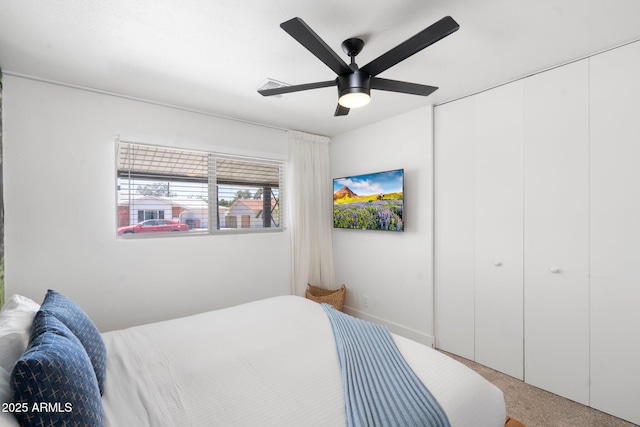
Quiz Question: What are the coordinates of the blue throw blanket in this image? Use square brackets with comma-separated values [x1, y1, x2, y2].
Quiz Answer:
[322, 304, 451, 427]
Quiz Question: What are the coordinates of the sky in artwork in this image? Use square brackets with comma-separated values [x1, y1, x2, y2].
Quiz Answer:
[333, 169, 403, 196]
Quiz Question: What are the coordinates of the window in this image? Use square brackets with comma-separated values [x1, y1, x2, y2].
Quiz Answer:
[139, 210, 164, 222]
[116, 141, 285, 237]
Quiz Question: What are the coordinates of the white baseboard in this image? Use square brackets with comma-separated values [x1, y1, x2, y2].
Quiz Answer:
[343, 305, 434, 348]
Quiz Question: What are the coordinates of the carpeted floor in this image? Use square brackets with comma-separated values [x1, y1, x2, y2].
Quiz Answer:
[439, 351, 638, 427]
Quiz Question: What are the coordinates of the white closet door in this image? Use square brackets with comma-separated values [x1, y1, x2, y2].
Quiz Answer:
[590, 41, 640, 425]
[474, 81, 524, 380]
[523, 60, 590, 404]
[434, 97, 476, 360]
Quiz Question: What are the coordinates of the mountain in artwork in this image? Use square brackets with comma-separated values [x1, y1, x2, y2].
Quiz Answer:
[333, 186, 358, 201]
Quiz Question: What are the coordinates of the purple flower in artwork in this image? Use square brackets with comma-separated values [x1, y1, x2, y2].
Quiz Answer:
[334, 200, 403, 231]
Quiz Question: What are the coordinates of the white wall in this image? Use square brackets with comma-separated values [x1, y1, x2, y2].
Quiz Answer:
[3, 75, 291, 332]
[330, 106, 434, 345]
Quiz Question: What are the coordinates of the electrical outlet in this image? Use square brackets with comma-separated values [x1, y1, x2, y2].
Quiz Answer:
[363, 295, 369, 308]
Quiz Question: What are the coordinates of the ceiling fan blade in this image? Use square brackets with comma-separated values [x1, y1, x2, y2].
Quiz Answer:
[258, 80, 337, 96]
[361, 16, 459, 77]
[335, 104, 350, 116]
[280, 17, 351, 76]
[371, 77, 438, 96]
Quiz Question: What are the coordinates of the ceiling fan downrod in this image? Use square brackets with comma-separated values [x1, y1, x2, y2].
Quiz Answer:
[342, 38, 364, 69]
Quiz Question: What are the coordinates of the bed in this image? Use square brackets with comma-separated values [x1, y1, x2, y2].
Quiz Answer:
[0, 292, 507, 427]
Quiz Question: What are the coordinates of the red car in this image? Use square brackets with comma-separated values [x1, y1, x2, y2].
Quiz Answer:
[118, 219, 189, 236]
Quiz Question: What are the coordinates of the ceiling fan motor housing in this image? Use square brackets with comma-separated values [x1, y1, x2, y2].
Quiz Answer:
[337, 70, 371, 98]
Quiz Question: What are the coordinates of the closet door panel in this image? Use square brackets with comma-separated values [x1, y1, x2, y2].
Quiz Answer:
[474, 81, 524, 380]
[590, 41, 640, 425]
[590, 277, 640, 424]
[434, 98, 476, 359]
[523, 60, 590, 404]
[590, 43, 640, 279]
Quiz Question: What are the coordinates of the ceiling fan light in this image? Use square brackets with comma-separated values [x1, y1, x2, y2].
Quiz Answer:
[338, 91, 371, 109]
[337, 71, 372, 109]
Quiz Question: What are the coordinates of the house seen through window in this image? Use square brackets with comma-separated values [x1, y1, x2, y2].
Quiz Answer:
[116, 142, 284, 237]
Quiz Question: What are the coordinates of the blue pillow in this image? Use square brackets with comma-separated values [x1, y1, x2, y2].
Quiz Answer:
[10, 310, 105, 427]
[41, 289, 107, 394]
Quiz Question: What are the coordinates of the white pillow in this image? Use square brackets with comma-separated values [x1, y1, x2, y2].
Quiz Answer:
[0, 295, 41, 372]
[0, 367, 20, 427]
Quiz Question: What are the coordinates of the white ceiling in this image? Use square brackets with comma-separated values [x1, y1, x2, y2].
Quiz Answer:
[1, 0, 640, 137]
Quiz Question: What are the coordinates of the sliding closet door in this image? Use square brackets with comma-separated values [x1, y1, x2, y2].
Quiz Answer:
[590, 41, 640, 425]
[523, 60, 590, 404]
[434, 97, 476, 360]
[474, 81, 524, 380]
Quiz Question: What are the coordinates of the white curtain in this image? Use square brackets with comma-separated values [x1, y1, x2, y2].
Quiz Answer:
[288, 130, 336, 296]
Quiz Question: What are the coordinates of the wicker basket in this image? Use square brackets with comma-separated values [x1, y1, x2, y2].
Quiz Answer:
[306, 284, 346, 311]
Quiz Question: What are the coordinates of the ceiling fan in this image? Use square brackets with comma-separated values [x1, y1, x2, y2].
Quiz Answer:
[258, 16, 460, 116]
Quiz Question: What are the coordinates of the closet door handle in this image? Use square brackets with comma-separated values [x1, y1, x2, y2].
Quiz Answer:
[550, 267, 561, 274]
[494, 261, 502, 267]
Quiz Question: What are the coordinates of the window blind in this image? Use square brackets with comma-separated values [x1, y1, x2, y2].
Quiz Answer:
[116, 141, 285, 236]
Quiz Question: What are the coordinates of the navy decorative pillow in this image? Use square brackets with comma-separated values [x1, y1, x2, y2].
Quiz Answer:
[41, 289, 107, 394]
[10, 310, 105, 427]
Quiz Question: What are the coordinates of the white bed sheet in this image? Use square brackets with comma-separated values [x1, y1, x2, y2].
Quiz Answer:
[101, 296, 505, 427]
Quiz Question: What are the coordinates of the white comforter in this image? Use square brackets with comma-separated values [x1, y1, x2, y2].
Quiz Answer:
[101, 296, 506, 427]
